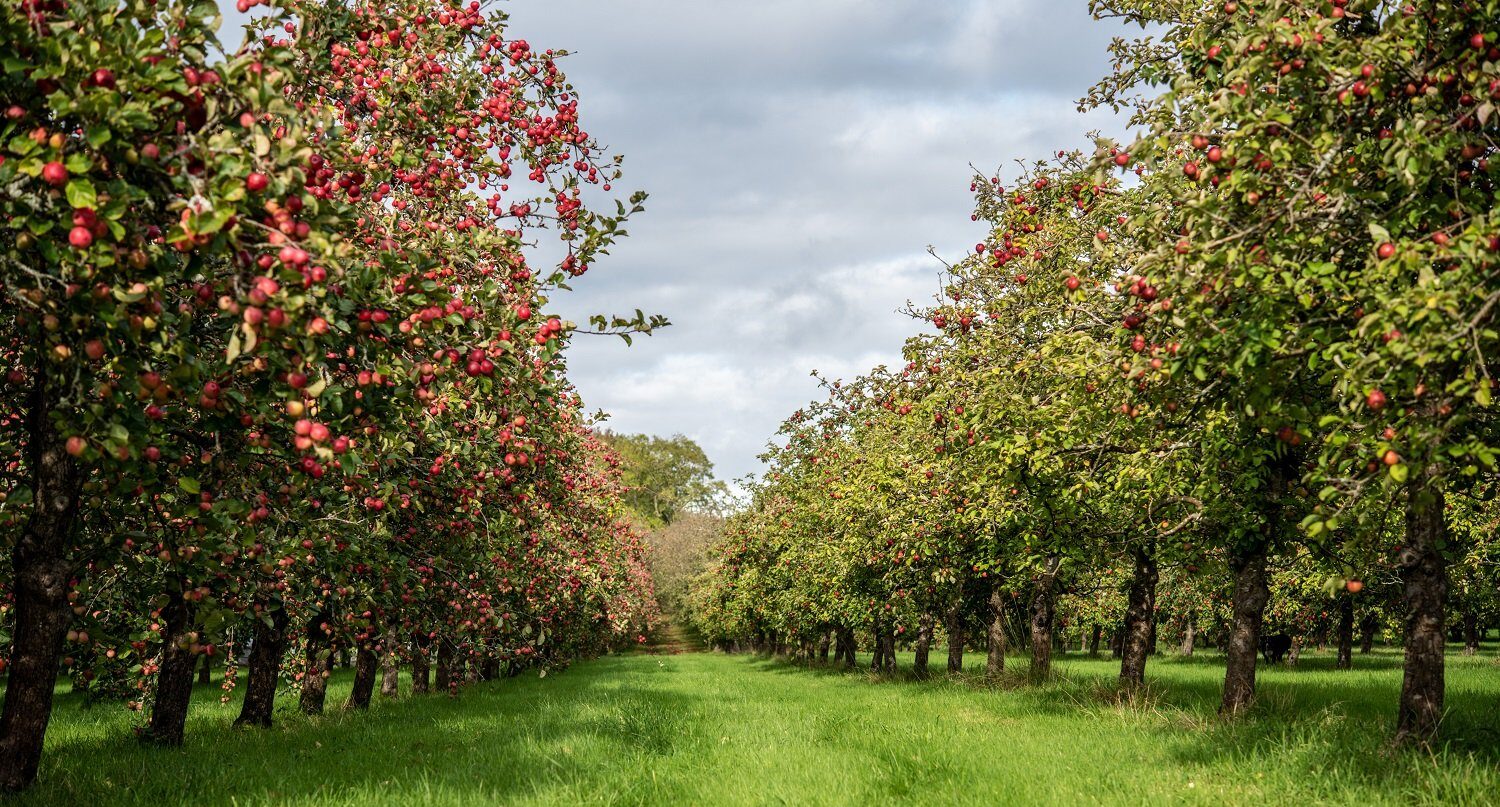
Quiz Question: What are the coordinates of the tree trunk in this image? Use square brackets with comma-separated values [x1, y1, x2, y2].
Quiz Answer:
[835, 626, 856, 668]
[198, 654, 212, 686]
[433, 637, 457, 693]
[1359, 612, 1378, 654]
[380, 634, 401, 697]
[479, 655, 499, 681]
[1336, 595, 1354, 670]
[986, 582, 1007, 676]
[817, 630, 831, 663]
[1028, 557, 1061, 681]
[411, 646, 431, 695]
[299, 611, 332, 715]
[1179, 610, 1197, 657]
[879, 626, 896, 674]
[145, 593, 198, 746]
[1119, 548, 1158, 691]
[0, 372, 84, 792]
[1287, 636, 1302, 667]
[1089, 624, 1103, 657]
[946, 599, 965, 673]
[235, 607, 290, 728]
[913, 613, 934, 678]
[1462, 611, 1479, 656]
[1111, 628, 1124, 658]
[1396, 468, 1448, 746]
[1221, 540, 1270, 715]
[346, 645, 378, 710]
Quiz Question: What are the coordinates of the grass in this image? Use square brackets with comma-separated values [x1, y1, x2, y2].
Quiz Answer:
[11, 645, 1500, 806]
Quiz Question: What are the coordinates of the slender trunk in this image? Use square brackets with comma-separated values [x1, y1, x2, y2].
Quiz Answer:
[817, 630, 831, 663]
[1396, 468, 1448, 746]
[198, 654, 212, 686]
[235, 607, 291, 727]
[986, 582, 1007, 676]
[434, 637, 457, 693]
[1336, 595, 1354, 670]
[479, 656, 499, 681]
[946, 598, 965, 673]
[879, 626, 896, 674]
[346, 645, 378, 710]
[1220, 540, 1271, 714]
[834, 626, 855, 668]
[380, 632, 401, 697]
[145, 593, 198, 746]
[411, 645, 431, 695]
[1359, 612, 1378, 654]
[1111, 628, 1123, 658]
[1179, 610, 1197, 657]
[1147, 615, 1158, 655]
[1089, 624, 1103, 657]
[1119, 548, 1158, 690]
[0, 372, 84, 792]
[1028, 558, 1061, 681]
[299, 647, 331, 715]
[1462, 611, 1479, 656]
[300, 612, 332, 715]
[1287, 636, 1302, 667]
[913, 613, 934, 678]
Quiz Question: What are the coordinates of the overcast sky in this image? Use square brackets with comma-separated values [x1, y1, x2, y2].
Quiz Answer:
[227, 1, 1136, 487]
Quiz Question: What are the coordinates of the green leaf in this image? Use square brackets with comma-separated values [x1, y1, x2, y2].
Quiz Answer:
[1389, 463, 1408, 484]
[85, 126, 111, 149]
[179, 477, 200, 494]
[65, 178, 97, 210]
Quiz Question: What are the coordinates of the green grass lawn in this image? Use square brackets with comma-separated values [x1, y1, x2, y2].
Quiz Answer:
[11, 647, 1500, 806]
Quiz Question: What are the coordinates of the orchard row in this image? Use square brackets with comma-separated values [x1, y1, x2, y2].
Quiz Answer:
[688, 0, 1500, 746]
[0, 0, 657, 792]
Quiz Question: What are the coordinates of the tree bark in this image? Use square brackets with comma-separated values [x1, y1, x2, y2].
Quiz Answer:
[1396, 468, 1448, 746]
[1179, 610, 1196, 657]
[1359, 612, 1378, 654]
[235, 607, 291, 728]
[1336, 595, 1354, 670]
[1089, 624, 1103, 657]
[817, 630, 831, 663]
[145, 593, 198, 746]
[299, 611, 332, 715]
[986, 582, 1007, 676]
[346, 645, 378, 710]
[198, 654, 212, 686]
[410, 644, 431, 695]
[433, 637, 457, 693]
[946, 598, 965, 673]
[1028, 557, 1061, 681]
[879, 626, 896, 674]
[1462, 611, 1479, 656]
[0, 372, 84, 792]
[913, 613, 934, 678]
[1221, 540, 1271, 715]
[1119, 548, 1158, 690]
[835, 626, 856, 668]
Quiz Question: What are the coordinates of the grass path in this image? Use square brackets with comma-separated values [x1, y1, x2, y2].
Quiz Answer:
[13, 649, 1500, 806]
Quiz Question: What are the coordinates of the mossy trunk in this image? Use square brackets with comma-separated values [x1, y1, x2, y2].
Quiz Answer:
[986, 582, 1007, 676]
[946, 599, 965, 673]
[1220, 540, 1270, 715]
[1396, 468, 1448, 746]
[0, 372, 83, 792]
[1028, 558, 1061, 681]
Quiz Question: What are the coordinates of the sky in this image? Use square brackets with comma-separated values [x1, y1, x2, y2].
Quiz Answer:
[226, 1, 1138, 488]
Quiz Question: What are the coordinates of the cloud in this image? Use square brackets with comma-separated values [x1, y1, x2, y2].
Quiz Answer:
[231, 1, 1137, 485]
